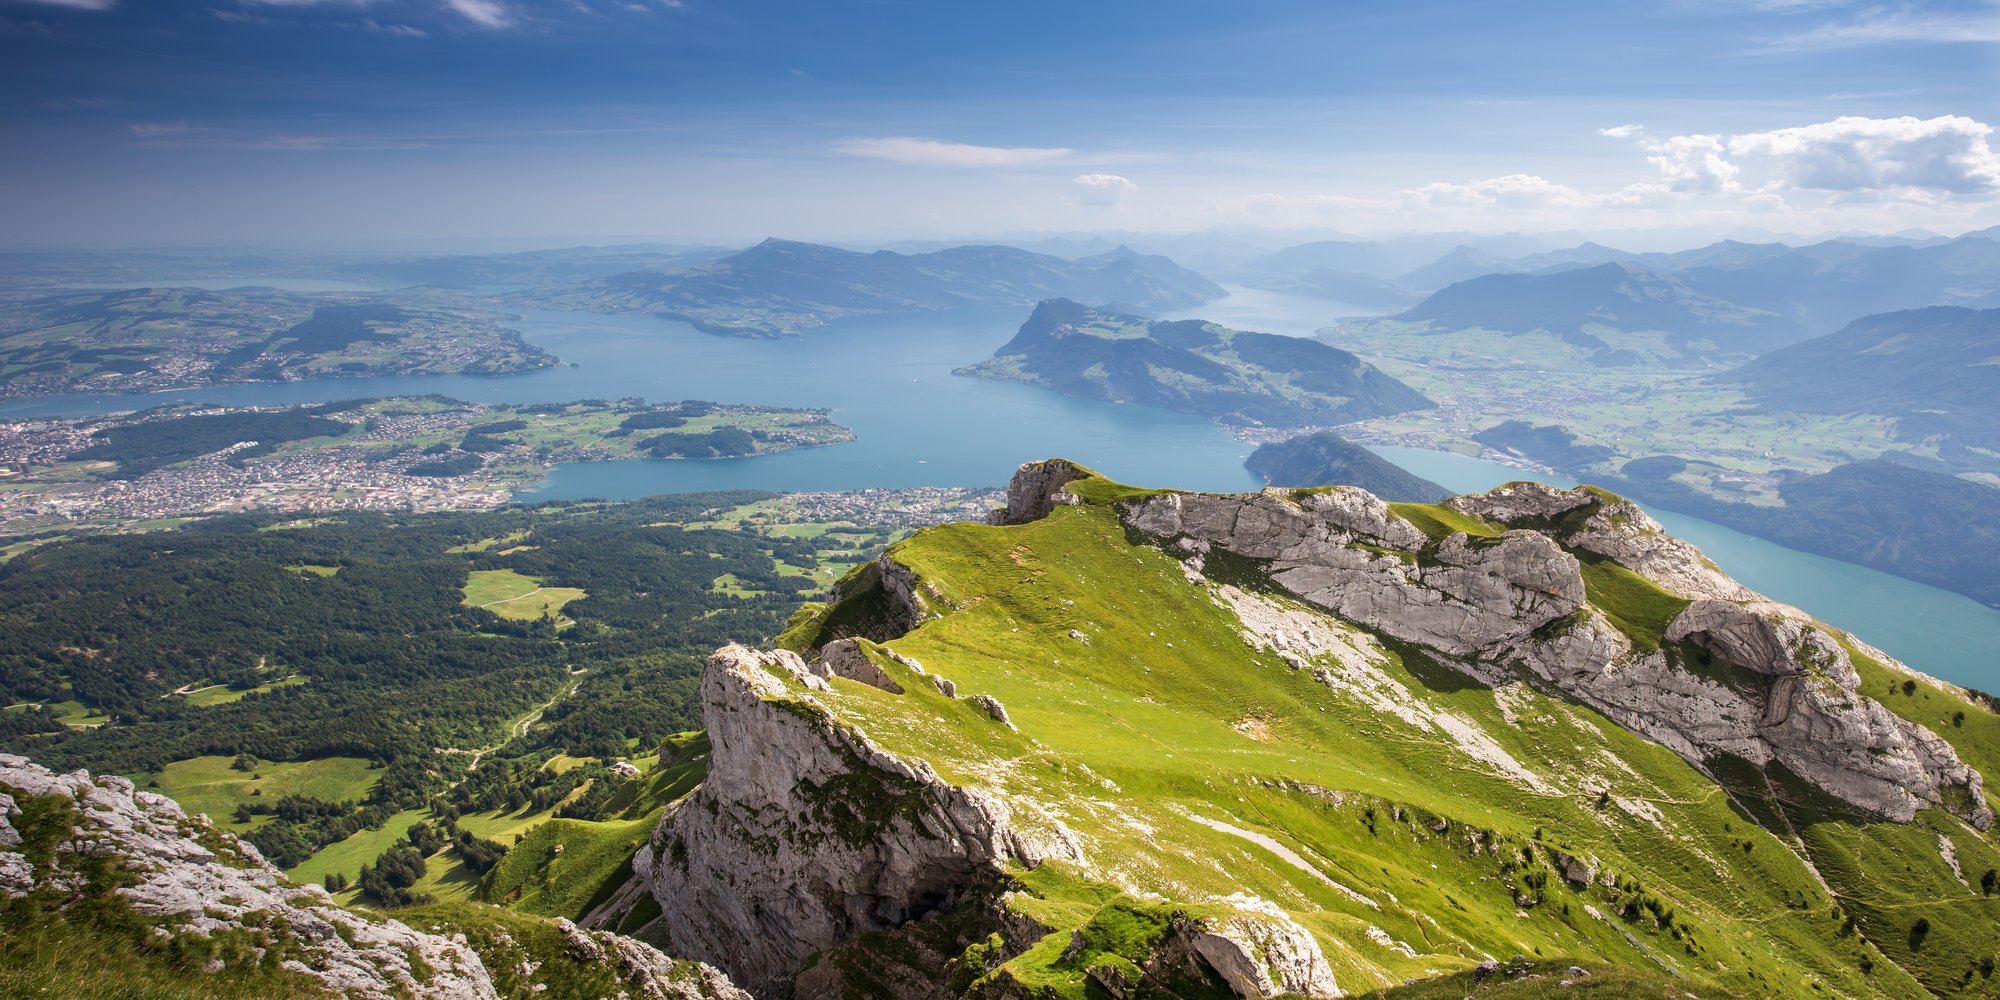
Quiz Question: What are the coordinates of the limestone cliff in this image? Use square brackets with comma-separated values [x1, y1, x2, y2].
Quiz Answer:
[633, 644, 1087, 997]
[1122, 478, 1989, 828]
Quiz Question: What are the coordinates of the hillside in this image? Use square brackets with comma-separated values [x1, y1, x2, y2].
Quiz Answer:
[607, 459, 2000, 998]
[1604, 456, 2000, 610]
[1714, 306, 2000, 455]
[958, 299, 1432, 428]
[0, 287, 557, 397]
[1387, 262, 1791, 366]
[527, 239, 1225, 337]
[1244, 431, 1450, 502]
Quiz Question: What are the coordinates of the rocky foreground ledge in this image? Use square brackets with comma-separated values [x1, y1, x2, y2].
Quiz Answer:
[0, 752, 749, 1000]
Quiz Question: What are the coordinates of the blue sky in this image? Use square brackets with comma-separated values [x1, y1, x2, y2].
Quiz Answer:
[2, 0, 1996, 245]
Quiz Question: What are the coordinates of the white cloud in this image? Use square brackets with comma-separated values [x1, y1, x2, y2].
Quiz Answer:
[831, 136, 1072, 168]
[1726, 115, 2000, 195]
[11, 0, 116, 9]
[1399, 173, 1588, 210]
[1644, 133, 1741, 193]
[1754, 7, 2000, 52]
[1070, 173, 1136, 207]
[1598, 123, 1645, 139]
[442, 0, 512, 27]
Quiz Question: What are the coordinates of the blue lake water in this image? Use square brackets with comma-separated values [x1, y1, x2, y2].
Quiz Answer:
[5, 285, 1997, 688]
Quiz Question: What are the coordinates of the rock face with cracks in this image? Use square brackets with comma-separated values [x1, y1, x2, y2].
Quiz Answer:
[635, 644, 1088, 998]
[0, 752, 498, 1000]
[1119, 477, 1990, 828]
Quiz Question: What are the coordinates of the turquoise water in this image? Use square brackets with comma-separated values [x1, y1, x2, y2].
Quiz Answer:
[5, 287, 1997, 688]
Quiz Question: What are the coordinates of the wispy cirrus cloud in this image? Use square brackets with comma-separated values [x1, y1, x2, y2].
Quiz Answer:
[442, 0, 512, 28]
[231, 0, 511, 28]
[1751, 4, 2000, 52]
[129, 121, 199, 137]
[9, 0, 117, 9]
[832, 136, 1072, 168]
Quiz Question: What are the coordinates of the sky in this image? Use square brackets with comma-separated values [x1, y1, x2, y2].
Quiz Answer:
[1, 0, 1997, 246]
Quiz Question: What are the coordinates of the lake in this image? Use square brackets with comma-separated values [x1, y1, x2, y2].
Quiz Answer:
[5, 284, 1997, 689]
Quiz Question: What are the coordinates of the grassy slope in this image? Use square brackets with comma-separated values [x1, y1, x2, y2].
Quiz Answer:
[461, 568, 587, 622]
[770, 478, 1999, 997]
[477, 732, 710, 921]
[147, 755, 377, 833]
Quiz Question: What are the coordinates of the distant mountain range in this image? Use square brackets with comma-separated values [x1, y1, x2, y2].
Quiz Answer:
[1715, 306, 2000, 456]
[1394, 262, 1789, 364]
[1247, 232, 2000, 352]
[526, 238, 1226, 337]
[956, 299, 1432, 428]
[1244, 431, 1450, 502]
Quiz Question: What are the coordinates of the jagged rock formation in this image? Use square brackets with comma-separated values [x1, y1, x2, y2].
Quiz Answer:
[0, 752, 497, 999]
[989, 455, 1089, 526]
[634, 644, 1088, 997]
[1124, 478, 1989, 828]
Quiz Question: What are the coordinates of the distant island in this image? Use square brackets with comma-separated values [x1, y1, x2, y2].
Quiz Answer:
[0, 287, 558, 398]
[0, 396, 854, 535]
[525, 238, 1226, 337]
[1245, 430, 1450, 502]
[957, 298, 1432, 428]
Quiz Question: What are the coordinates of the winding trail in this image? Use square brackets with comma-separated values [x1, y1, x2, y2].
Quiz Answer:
[436, 671, 588, 780]
[476, 586, 548, 609]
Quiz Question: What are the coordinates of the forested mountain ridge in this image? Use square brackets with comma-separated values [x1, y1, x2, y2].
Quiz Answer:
[1714, 306, 2000, 455]
[525, 238, 1226, 337]
[959, 298, 1432, 427]
[1391, 262, 1792, 365]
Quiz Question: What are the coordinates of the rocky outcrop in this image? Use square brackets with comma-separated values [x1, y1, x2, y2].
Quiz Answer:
[0, 753, 498, 1000]
[553, 918, 753, 1000]
[817, 637, 905, 693]
[635, 645, 1086, 997]
[1172, 899, 1341, 998]
[989, 457, 1090, 526]
[1128, 487, 1584, 659]
[1449, 482, 1748, 601]
[1117, 478, 1990, 828]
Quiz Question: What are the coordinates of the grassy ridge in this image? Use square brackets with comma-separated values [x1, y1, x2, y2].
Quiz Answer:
[772, 475, 1996, 997]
